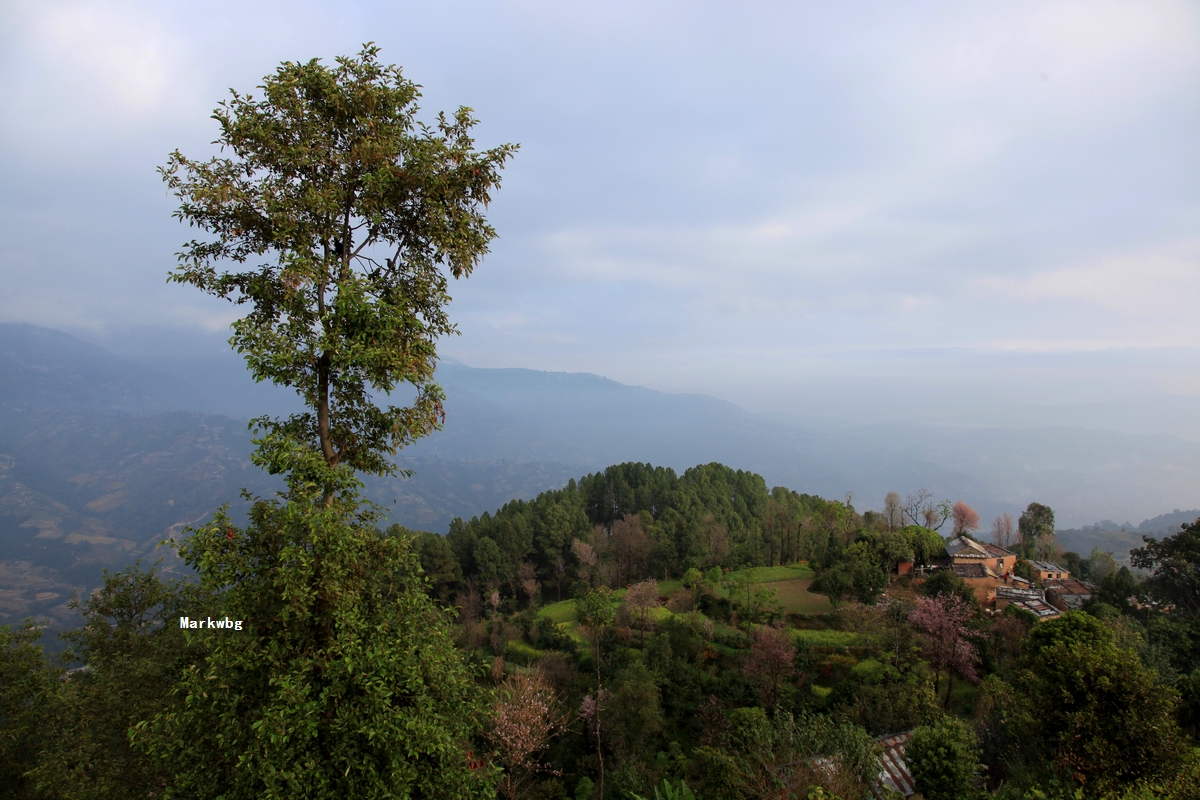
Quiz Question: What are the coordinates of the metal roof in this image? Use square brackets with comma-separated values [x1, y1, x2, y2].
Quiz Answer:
[995, 586, 1042, 601]
[874, 732, 916, 797]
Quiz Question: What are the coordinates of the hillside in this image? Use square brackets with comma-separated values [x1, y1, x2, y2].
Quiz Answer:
[1, 324, 1197, 635]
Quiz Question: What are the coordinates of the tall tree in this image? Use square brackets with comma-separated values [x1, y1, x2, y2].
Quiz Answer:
[138, 47, 515, 799]
[903, 488, 951, 531]
[883, 491, 904, 532]
[1018, 503, 1055, 560]
[0, 622, 58, 799]
[990, 512, 1015, 551]
[162, 44, 516, 488]
[31, 565, 204, 800]
[576, 587, 616, 799]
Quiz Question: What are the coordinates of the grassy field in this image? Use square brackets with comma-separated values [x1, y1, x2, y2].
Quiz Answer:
[724, 563, 815, 584]
[539, 598, 580, 625]
[538, 561, 829, 629]
[771, 578, 832, 614]
[791, 628, 863, 648]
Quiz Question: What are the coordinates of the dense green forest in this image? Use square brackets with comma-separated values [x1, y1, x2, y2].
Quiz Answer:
[5, 458, 1200, 799]
[4, 47, 1199, 800]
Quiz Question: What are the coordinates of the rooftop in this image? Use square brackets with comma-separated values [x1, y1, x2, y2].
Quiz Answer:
[951, 563, 995, 580]
[947, 537, 1015, 560]
[996, 586, 1043, 601]
[946, 537, 988, 559]
[875, 732, 916, 797]
[1029, 560, 1069, 575]
[1044, 578, 1094, 596]
[1011, 599, 1061, 618]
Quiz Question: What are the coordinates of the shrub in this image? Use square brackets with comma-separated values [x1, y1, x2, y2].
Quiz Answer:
[907, 717, 980, 800]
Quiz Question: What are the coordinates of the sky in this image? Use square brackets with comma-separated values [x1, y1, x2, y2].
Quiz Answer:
[1, 0, 1198, 427]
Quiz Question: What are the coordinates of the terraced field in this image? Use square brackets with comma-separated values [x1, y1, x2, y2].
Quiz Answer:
[770, 578, 832, 614]
[721, 562, 830, 615]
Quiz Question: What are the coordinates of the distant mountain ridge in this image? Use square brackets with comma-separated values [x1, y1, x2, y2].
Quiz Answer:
[0, 323, 186, 413]
[0, 323, 1197, 637]
[3, 324, 1198, 528]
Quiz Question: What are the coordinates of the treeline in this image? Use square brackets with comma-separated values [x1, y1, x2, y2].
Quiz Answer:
[406, 461, 946, 608]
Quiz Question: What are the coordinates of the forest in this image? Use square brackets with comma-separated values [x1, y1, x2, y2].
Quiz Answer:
[3, 47, 1199, 800]
[4, 459, 1200, 799]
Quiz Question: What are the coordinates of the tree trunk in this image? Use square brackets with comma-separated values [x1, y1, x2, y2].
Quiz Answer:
[594, 655, 605, 800]
[943, 670, 954, 709]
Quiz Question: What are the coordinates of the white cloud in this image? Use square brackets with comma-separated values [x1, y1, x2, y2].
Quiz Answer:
[992, 243, 1200, 317]
[0, 0, 202, 153]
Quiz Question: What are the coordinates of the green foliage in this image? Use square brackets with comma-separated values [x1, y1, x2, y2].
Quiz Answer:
[694, 709, 881, 800]
[846, 542, 887, 605]
[1018, 503, 1056, 560]
[30, 565, 206, 800]
[577, 586, 616, 631]
[907, 717, 980, 800]
[131, 490, 491, 799]
[859, 527, 914, 571]
[608, 661, 664, 758]
[1014, 611, 1184, 794]
[0, 622, 57, 799]
[574, 776, 595, 800]
[1095, 566, 1140, 613]
[901, 525, 947, 566]
[162, 45, 515, 483]
[629, 778, 696, 800]
[393, 526, 462, 602]
[1131, 517, 1200, 616]
[920, 568, 976, 608]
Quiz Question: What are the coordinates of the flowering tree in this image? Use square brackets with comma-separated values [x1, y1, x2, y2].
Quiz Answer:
[572, 539, 598, 587]
[951, 501, 981, 537]
[488, 670, 570, 800]
[742, 623, 797, 710]
[576, 587, 615, 798]
[624, 579, 661, 645]
[518, 562, 540, 608]
[908, 594, 985, 708]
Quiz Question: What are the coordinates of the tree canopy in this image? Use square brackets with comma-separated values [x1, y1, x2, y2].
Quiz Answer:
[162, 44, 516, 485]
[1131, 516, 1200, 616]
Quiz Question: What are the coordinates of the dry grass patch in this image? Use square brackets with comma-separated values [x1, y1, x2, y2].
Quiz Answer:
[772, 578, 832, 615]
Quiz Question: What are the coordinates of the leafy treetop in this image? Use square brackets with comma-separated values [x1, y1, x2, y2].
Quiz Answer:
[162, 44, 516, 486]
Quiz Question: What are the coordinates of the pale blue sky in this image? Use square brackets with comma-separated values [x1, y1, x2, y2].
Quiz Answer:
[1, 0, 1198, 425]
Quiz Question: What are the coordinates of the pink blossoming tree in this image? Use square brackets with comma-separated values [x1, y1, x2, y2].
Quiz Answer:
[908, 594, 986, 708]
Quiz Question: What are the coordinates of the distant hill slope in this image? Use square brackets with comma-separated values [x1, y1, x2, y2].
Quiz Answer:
[1056, 508, 1200, 566]
[0, 323, 186, 413]
[1, 324, 1197, 635]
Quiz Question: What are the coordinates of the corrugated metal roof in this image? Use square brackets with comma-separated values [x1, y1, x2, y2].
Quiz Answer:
[874, 732, 916, 797]
[1011, 599, 1061, 618]
[947, 537, 989, 558]
[1043, 578, 1093, 595]
[995, 586, 1042, 601]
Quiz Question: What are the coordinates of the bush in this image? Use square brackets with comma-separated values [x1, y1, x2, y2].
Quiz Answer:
[907, 717, 980, 800]
[534, 619, 578, 654]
